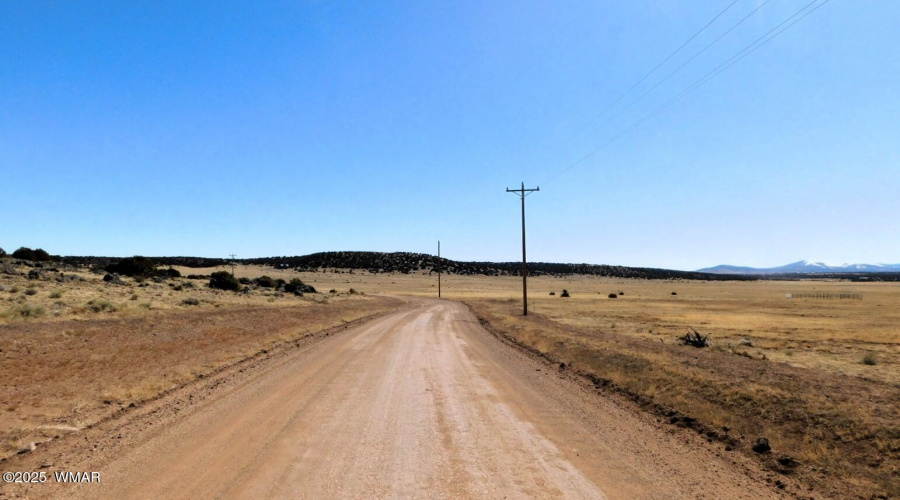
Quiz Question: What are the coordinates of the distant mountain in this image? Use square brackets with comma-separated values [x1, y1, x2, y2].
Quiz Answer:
[697, 260, 900, 274]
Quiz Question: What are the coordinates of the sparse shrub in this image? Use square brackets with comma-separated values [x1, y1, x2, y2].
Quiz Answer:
[682, 328, 710, 348]
[105, 256, 157, 277]
[608, 293, 617, 299]
[49, 290, 63, 299]
[9, 286, 20, 294]
[172, 284, 184, 291]
[286, 278, 304, 294]
[254, 275, 277, 288]
[285, 278, 316, 295]
[862, 353, 879, 366]
[158, 268, 181, 278]
[209, 271, 240, 291]
[86, 299, 119, 313]
[103, 273, 125, 285]
[130, 294, 139, 301]
[181, 297, 200, 306]
[752, 437, 771, 454]
[15, 304, 45, 318]
[349, 288, 358, 294]
[239, 277, 251, 285]
[12, 247, 52, 262]
[618, 291, 624, 296]
[549, 291, 556, 296]
[24, 288, 37, 296]
[329, 289, 337, 294]
[187, 274, 210, 280]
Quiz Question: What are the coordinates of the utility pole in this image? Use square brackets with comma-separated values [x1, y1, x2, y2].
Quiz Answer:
[228, 253, 237, 277]
[437, 240, 441, 298]
[506, 182, 539, 316]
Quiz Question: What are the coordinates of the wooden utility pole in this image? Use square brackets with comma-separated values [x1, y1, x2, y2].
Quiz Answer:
[506, 182, 539, 316]
[228, 253, 237, 277]
[437, 240, 441, 298]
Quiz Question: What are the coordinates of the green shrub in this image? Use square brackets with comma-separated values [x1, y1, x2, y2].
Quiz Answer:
[254, 276, 277, 288]
[285, 278, 316, 295]
[12, 247, 52, 262]
[105, 256, 157, 277]
[181, 297, 200, 306]
[24, 288, 37, 296]
[0, 247, 6, 257]
[209, 271, 240, 291]
[159, 268, 181, 278]
[49, 290, 63, 299]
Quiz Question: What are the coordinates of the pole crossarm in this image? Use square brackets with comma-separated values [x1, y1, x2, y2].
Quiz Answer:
[506, 187, 540, 197]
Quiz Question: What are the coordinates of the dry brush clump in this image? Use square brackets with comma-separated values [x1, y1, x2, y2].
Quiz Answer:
[85, 299, 119, 313]
[0, 304, 46, 319]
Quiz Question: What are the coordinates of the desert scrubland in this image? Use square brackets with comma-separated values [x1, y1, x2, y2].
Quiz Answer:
[0, 260, 401, 461]
[1, 259, 897, 498]
[263, 266, 898, 497]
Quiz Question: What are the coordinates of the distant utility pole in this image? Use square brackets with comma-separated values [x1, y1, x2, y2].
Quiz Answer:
[437, 240, 441, 298]
[228, 253, 237, 277]
[506, 182, 539, 316]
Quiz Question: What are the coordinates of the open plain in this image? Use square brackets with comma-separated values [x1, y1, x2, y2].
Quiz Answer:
[1, 260, 898, 499]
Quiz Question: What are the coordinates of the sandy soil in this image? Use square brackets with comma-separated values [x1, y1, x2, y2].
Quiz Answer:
[0, 299, 785, 499]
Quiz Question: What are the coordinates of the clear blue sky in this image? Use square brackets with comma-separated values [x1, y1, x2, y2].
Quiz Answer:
[1, 1, 897, 270]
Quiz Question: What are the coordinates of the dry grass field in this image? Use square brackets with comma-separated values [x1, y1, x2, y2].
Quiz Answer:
[0, 261, 401, 460]
[433, 275, 898, 499]
[2, 260, 897, 498]
[246, 267, 898, 497]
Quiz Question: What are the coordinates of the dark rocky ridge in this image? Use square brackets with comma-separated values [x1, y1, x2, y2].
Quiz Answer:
[54, 251, 900, 281]
[59, 251, 749, 281]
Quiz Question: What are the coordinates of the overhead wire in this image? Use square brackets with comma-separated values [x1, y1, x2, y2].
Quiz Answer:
[563, 0, 741, 143]
[598, 0, 774, 130]
[543, 0, 832, 185]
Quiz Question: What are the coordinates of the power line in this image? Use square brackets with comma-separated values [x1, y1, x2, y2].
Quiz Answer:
[565, 0, 741, 143]
[544, 0, 832, 185]
[598, 0, 774, 131]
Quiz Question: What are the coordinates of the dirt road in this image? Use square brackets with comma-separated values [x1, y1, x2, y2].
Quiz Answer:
[3, 299, 781, 499]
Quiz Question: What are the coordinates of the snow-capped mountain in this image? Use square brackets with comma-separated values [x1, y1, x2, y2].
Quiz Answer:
[697, 261, 900, 274]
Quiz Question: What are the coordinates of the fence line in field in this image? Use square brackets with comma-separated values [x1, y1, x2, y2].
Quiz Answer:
[785, 293, 862, 300]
